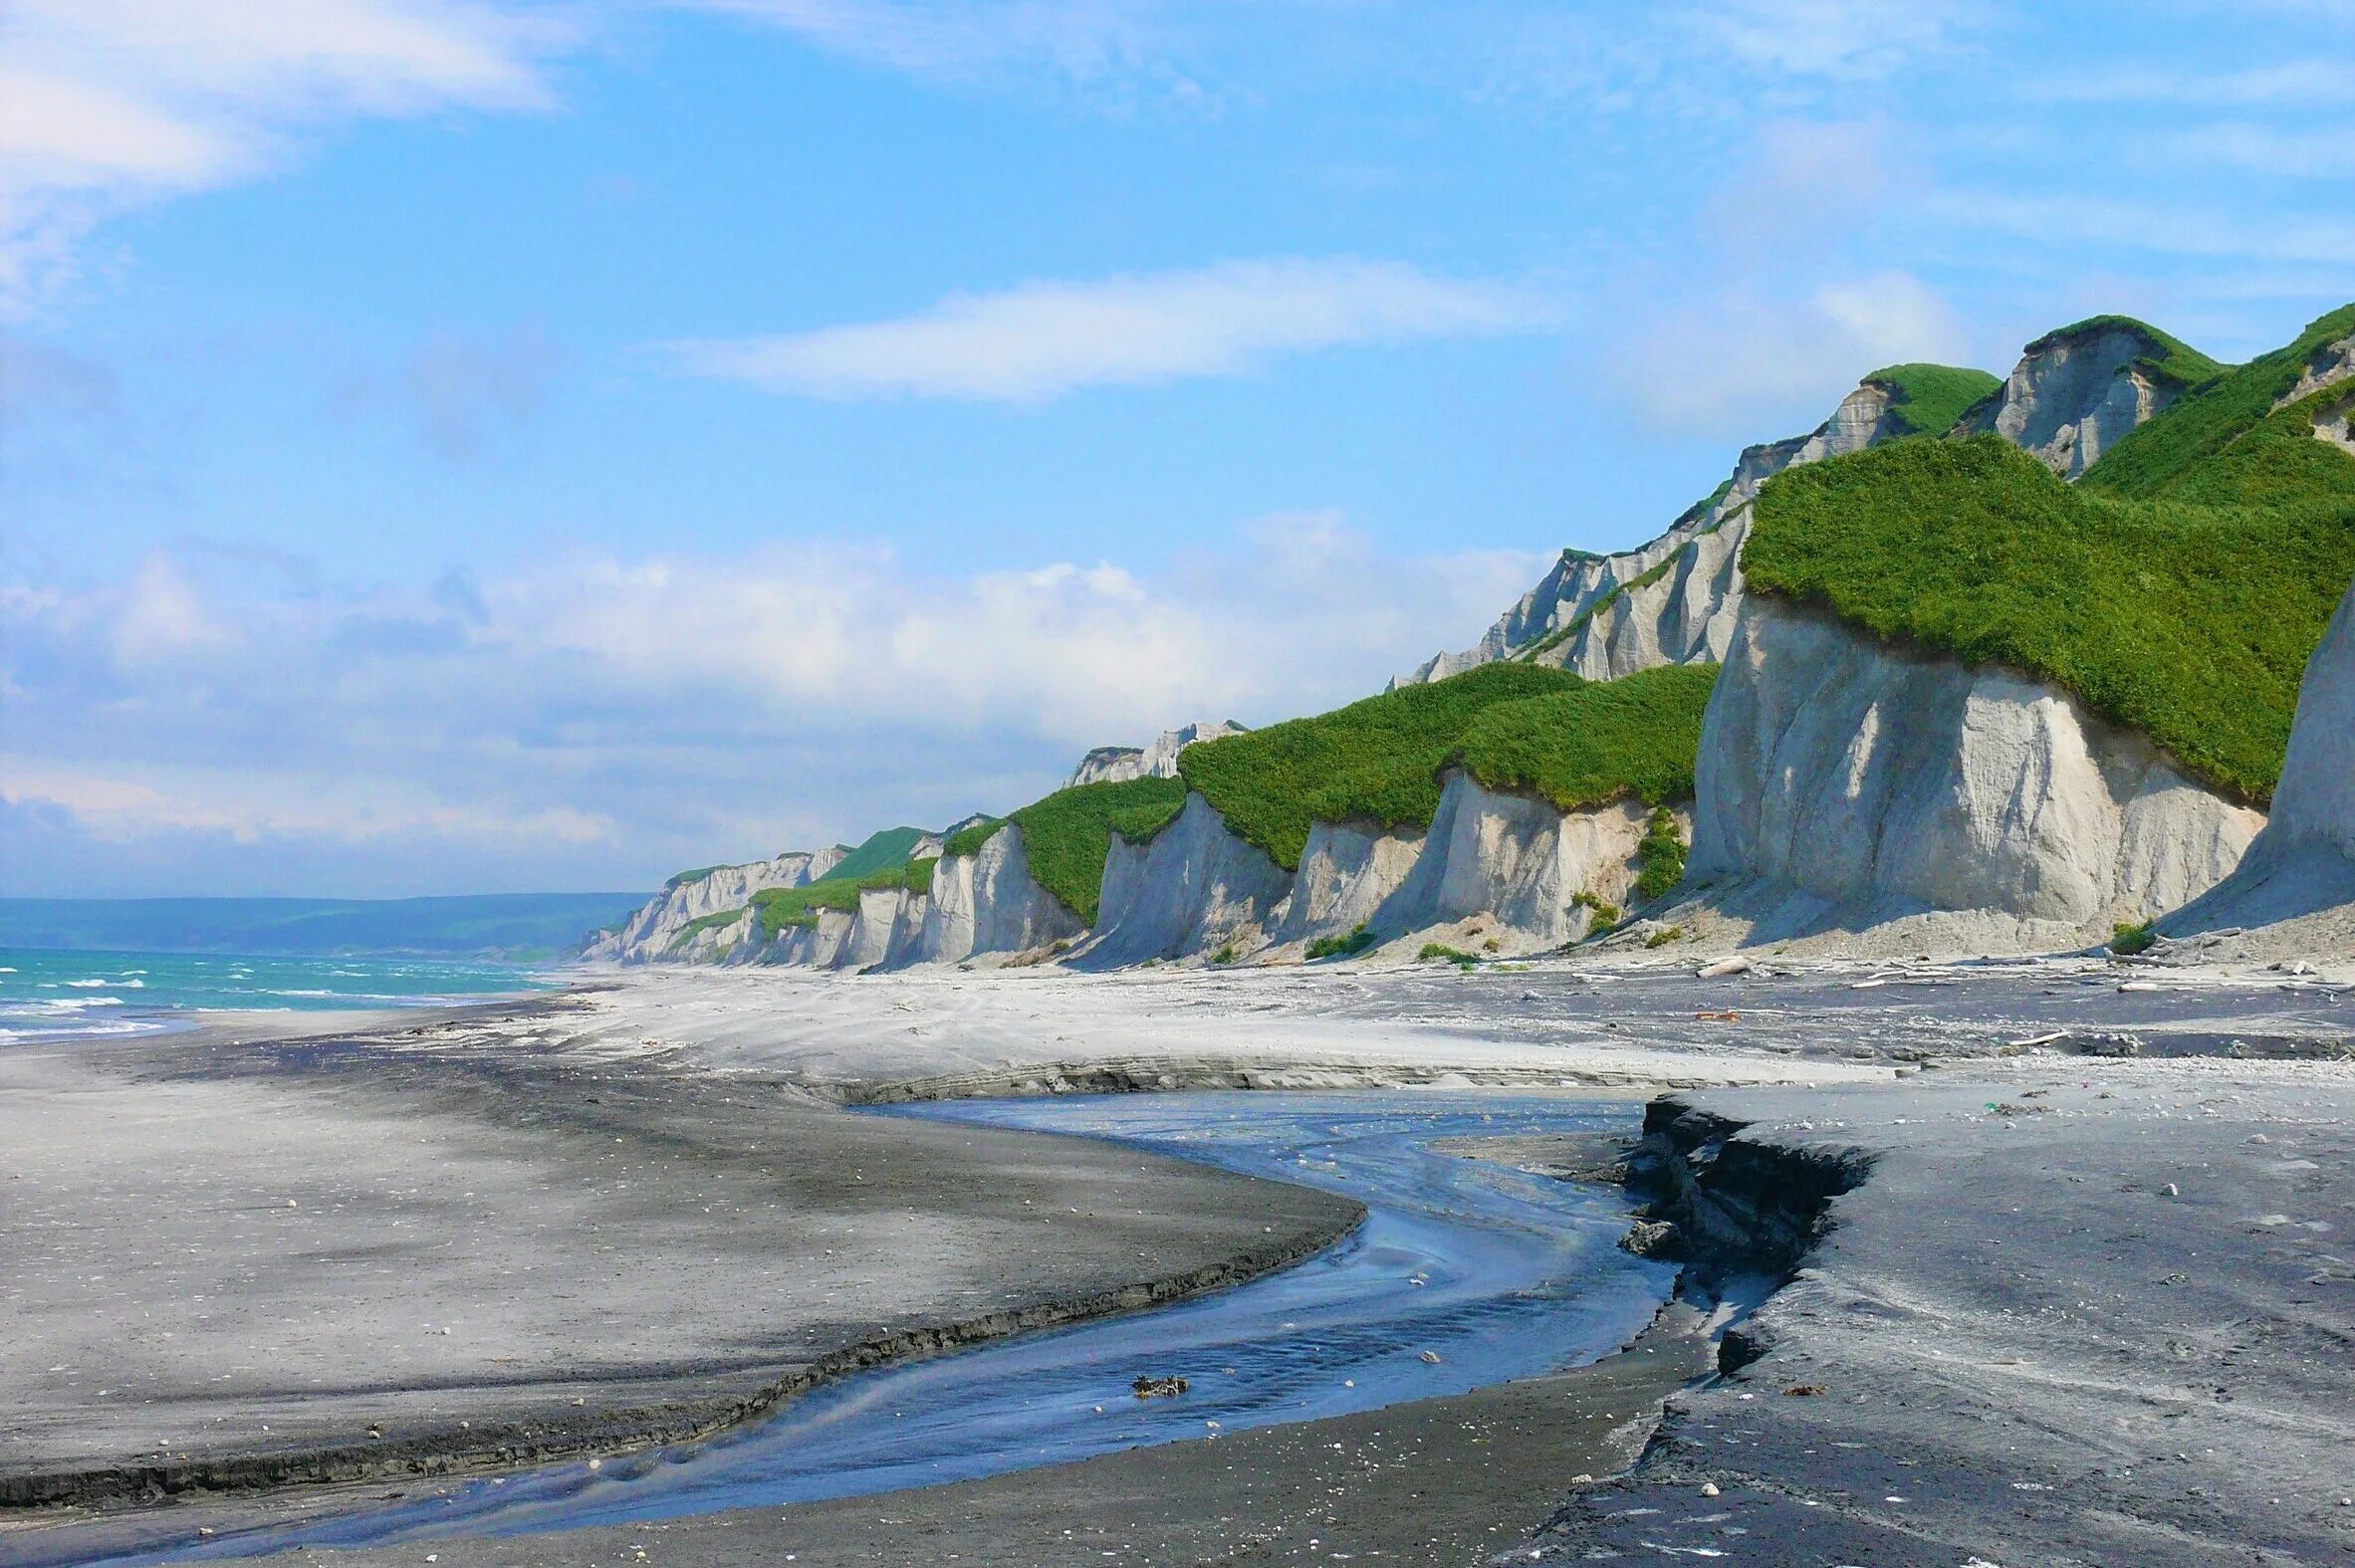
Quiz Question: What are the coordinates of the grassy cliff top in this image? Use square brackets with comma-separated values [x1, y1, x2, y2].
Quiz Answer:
[1456, 663, 1721, 812]
[1866, 362, 2002, 437]
[1745, 428, 2355, 805]
[2080, 303, 2355, 502]
[942, 815, 1006, 858]
[825, 826, 932, 883]
[2027, 315, 2231, 391]
[1178, 663, 1585, 870]
[1006, 776, 1188, 923]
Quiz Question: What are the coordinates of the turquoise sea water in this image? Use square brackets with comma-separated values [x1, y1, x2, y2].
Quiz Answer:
[0, 947, 555, 1043]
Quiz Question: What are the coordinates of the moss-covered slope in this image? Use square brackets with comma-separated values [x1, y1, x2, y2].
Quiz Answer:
[1456, 663, 1721, 812]
[1867, 362, 2003, 437]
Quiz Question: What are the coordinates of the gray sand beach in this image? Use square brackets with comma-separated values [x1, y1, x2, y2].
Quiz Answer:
[4, 957, 2351, 1566]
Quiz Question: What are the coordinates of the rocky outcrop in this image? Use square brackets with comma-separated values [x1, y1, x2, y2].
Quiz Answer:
[1065, 722, 1249, 787]
[1071, 794, 1295, 967]
[1685, 600, 2263, 950]
[901, 823, 1084, 966]
[2167, 576, 2355, 934]
[1955, 320, 2188, 479]
[585, 848, 848, 964]
[1394, 375, 1923, 691]
[1375, 775, 1662, 949]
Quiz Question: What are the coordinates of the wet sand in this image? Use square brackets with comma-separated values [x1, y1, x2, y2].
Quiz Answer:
[0, 1007, 1358, 1513]
[281, 1316, 1717, 1568]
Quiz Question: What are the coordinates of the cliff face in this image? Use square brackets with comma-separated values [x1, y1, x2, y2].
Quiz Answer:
[1072, 793, 1295, 967]
[584, 847, 848, 964]
[1686, 600, 2262, 949]
[906, 823, 1083, 966]
[2167, 577, 2355, 933]
[1064, 722, 1248, 787]
[1957, 321, 2187, 479]
[1393, 376, 1924, 692]
[1377, 775, 1662, 948]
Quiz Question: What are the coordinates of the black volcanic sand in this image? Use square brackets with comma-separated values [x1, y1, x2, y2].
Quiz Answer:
[278, 1316, 1717, 1568]
[1531, 1065, 2355, 1566]
[0, 1010, 1361, 1517]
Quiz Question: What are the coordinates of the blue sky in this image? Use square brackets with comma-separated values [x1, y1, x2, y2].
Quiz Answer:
[4, 0, 2351, 896]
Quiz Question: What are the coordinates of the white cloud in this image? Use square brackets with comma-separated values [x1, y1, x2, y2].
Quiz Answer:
[0, 0, 559, 312]
[1922, 189, 2355, 265]
[658, 258, 1559, 400]
[1614, 271, 1971, 436]
[2157, 121, 2355, 180]
[0, 525, 1542, 890]
[1682, 0, 1966, 81]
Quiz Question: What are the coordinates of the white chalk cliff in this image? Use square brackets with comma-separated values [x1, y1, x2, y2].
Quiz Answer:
[905, 822, 1084, 966]
[1683, 601, 2263, 951]
[2167, 576, 2355, 934]
[1954, 320, 2191, 479]
[1065, 721, 1249, 787]
[584, 847, 848, 964]
[1393, 372, 1932, 692]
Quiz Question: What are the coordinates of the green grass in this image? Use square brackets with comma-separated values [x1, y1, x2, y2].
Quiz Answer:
[943, 817, 1005, 858]
[2081, 304, 2355, 503]
[825, 826, 931, 884]
[2110, 919, 2158, 956]
[1643, 926, 1686, 949]
[1867, 362, 2002, 437]
[1635, 806, 1689, 901]
[664, 865, 725, 890]
[1005, 775, 1191, 924]
[1178, 664, 1586, 869]
[1569, 889, 1621, 932]
[1304, 923, 1378, 962]
[1418, 943, 1477, 966]
[1456, 664, 1719, 813]
[1744, 426, 2355, 806]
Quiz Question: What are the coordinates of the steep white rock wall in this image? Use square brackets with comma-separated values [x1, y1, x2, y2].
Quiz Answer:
[904, 824, 1084, 966]
[1957, 322, 2183, 479]
[1065, 721, 1249, 787]
[2168, 576, 2355, 933]
[585, 846, 848, 964]
[1265, 821, 1424, 946]
[1072, 793, 1294, 968]
[1376, 774, 1658, 950]
[1688, 600, 2262, 948]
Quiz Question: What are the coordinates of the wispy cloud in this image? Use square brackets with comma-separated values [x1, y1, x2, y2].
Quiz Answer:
[1611, 270, 1971, 436]
[673, 0, 1177, 94]
[0, 0, 561, 312]
[1922, 189, 2355, 264]
[657, 258, 1559, 401]
[1685, 0, 1970, 81]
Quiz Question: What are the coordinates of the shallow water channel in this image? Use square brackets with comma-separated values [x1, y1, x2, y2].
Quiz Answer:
[43, 1090, 1677, 1565]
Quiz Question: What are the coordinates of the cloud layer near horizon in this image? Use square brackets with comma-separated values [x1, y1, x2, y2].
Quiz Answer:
[1, 522, 1542, 896]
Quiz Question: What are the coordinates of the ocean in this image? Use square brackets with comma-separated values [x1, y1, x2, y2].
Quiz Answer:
[0, 947, 557, 1044]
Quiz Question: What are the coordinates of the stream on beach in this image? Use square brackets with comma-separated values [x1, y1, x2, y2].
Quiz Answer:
[37, 1090, 1680, 1566]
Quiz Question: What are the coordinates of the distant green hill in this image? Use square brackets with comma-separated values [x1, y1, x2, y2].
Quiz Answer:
[0, 894, 652, 960]
[1868, 362, 2003, 437]
[1745, 304, 2355, 806]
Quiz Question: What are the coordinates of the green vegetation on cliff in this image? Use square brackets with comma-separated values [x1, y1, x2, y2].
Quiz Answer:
[1177, 662, 1716, 871]
[1868, 362, 2002, 437]
[1007, 775, 1189, 924]
[825, 826, 931, 883]
[1178, 664, 1585, 869]
[943, 816, 1006, 858]
[1745, 357, 2355, 804]
[2080, 304, 2355, 504]
[1454, 663, 1718, 814]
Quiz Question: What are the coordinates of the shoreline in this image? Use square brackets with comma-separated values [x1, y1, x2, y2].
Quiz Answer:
[9, 962, 2350, 1565]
